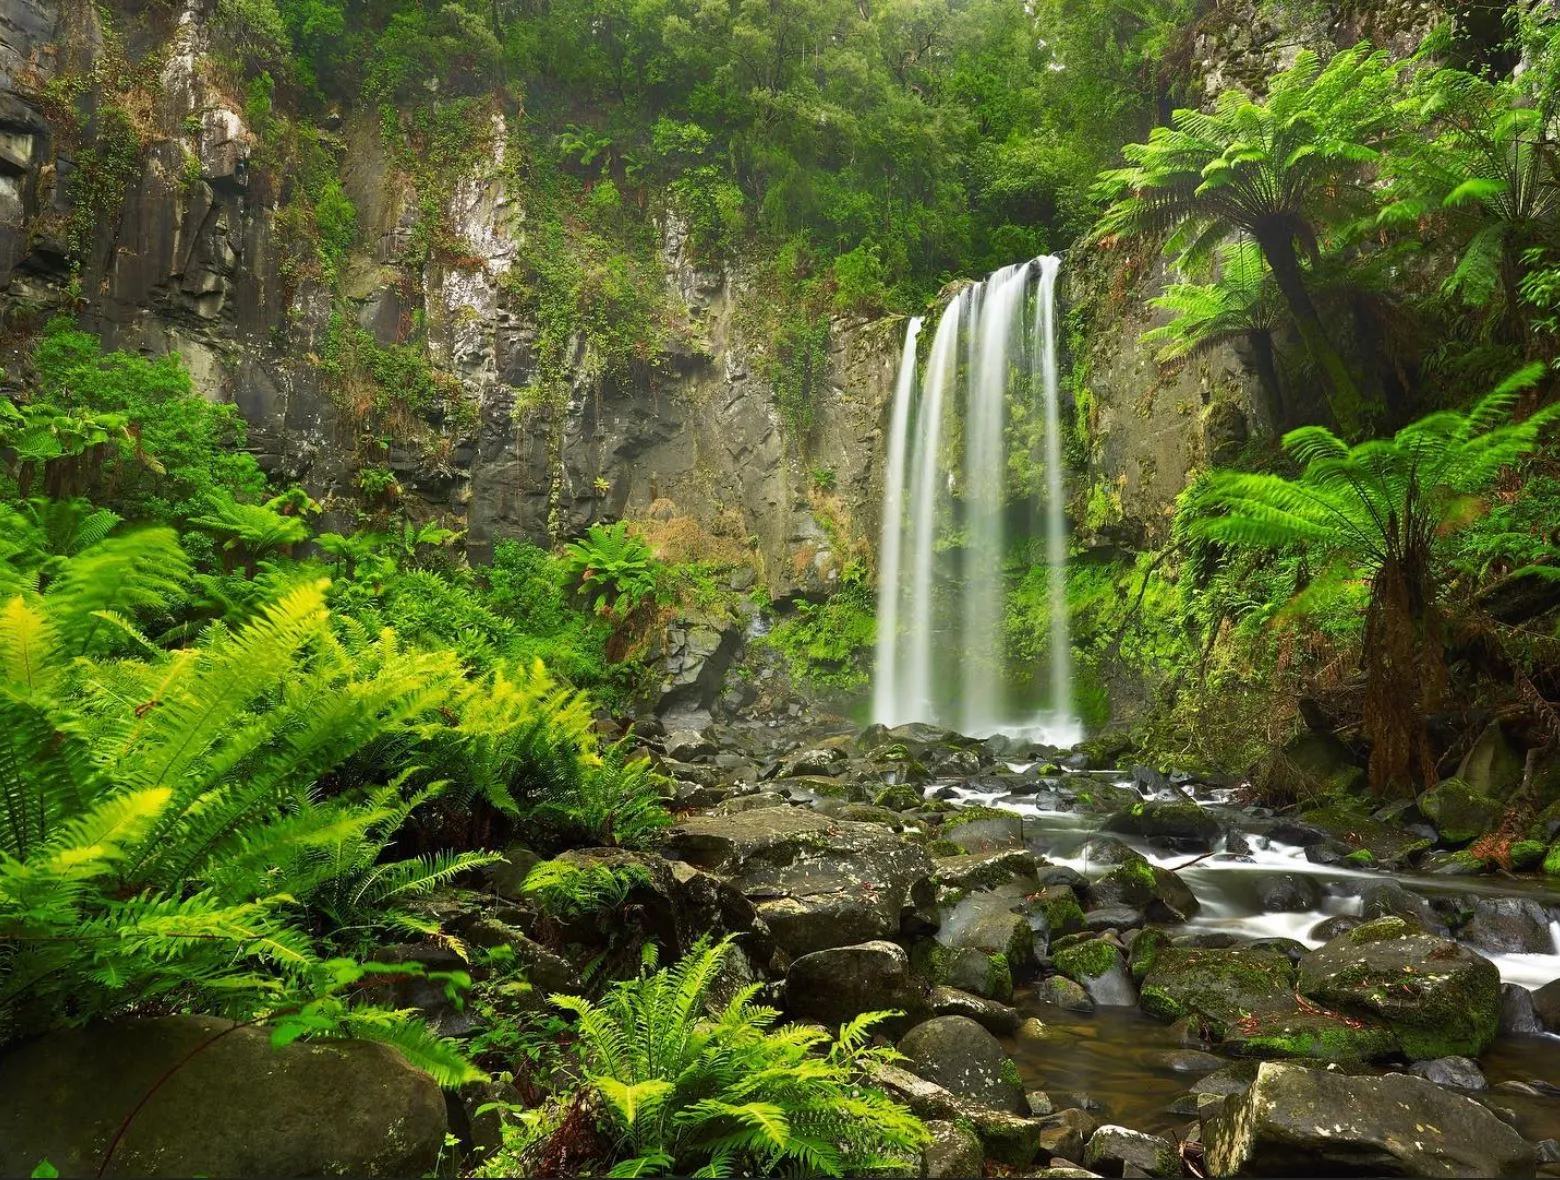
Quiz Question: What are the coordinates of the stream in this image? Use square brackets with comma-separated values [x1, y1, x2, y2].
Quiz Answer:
[928, 767, 1560, 1146]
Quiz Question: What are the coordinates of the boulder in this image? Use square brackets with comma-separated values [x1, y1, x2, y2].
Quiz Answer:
[1500, 983, 1544, 1035]
[1139, 947, 1295, 1035]
[1253, 873, 1322, 912]
[786, 941, 931, 1033]
[1035, 1108, 1099, 1163]
[713, 791, 789, 815]
[659, 808, 936, 957]
[1455, 721, 1525, 801]
[776, 746, 847, 778]
[1089, 859, 1199, 922]
[1459, 896, 1554, 955]
[868, 1062, 1046, 1167]
[1298, 917, 1502, 1060]
[0, 1016, 447, 1178]
[481, 843, 542, 900]
[935, 848, 1039, 893]
[1083, 1125, 1180, 1178]
[1140, 946, 1397, 1062]
[930, 986, 1024, 1035]
[1038, 974, 1095, 1013]
[1407, 1056, 1487, 1091]
[923, 1119, 985, 1178]
[1531, 977, 1560, 1030]
[941, 807, 1026, 853]
[1053, 939, 1137, 1007]
[1101, 801, 1220, 851]
[1359, 881, 1447, 936]
[1416, 778, 1502, 845]
[897, 1016, 1027, 1114]
[1203, 1061, 1534, 1177]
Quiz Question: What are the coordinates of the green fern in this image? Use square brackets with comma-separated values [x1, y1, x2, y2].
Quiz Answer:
[542, 937, 929, 1176]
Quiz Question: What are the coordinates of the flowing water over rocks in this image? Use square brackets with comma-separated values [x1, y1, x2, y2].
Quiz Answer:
[636, 711, 1560, 1175]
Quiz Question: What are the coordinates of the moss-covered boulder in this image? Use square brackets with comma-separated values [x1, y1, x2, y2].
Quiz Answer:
[875, 783, 926, 812]
[1220, 1007, 1399, 1063]
[1416, 778, 1502, 845]
[1089, 858, 1200, 922]
[786, 940, 932, 1033]
[1029, 884, 1085, 941]
[941, 806, 1026, 853]
[0, 1016, 448, 1178]
[1297, 917, 1502, 1060]
[1138, 947, 1295, 1033]
[1052, 938, 1137, 1006]
[1101, 800, 1220, 850]
[934, 848, 1038, 893]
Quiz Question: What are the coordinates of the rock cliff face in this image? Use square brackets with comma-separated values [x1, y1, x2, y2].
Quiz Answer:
[0, 0, 1455, 582]
[0, 0, 893, 601]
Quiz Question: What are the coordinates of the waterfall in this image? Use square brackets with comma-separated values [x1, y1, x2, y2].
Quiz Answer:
[902, 293, 964, 724]
[1036, 256, 1078, 742]
[963, 263, 1030, 735]
[872, 257, 1078, 743]
[871, 315, 923, 727]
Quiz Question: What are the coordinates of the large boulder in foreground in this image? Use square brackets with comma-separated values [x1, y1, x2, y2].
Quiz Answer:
[1297, 918, 1501, 1060]
[0, 1015, 447, 1177]
[658, 808, 936, 957]
[785, 940, 931, 1033]
[1204, 1061, 1534, 1177]
[897, 1015, 1027, 1114]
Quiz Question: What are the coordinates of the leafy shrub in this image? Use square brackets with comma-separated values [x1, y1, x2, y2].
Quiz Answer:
[27, 320, 265, 519]
[531, 741, 672, 849]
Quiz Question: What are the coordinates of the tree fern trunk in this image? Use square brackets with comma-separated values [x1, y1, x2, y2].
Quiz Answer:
[1246, 329, 1286, 432]
[1253, 228, 1364, 435]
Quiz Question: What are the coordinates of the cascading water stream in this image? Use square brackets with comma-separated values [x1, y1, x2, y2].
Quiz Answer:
[902, 294, 964, 723]
[964, 263, 1031, 735]
[871, 316, 923, 727]
[873, 257, 1077, 741]
[1036, 256, 1078, 741]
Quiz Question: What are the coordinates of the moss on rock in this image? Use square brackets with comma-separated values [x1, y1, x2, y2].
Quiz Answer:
[1053, 938, 1124, 984]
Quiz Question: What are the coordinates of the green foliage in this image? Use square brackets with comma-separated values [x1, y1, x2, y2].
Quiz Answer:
[537, 937, 928, 1176]
[0, 537, 473, 1044]
[64, 105, 142, 268]
[1182, 367, 1560, 789]
[763, 563, 875, 690]
[531, 741, 672, 850]
[522, 858, 652, 920]
[189, 492, 312, 578]
[564, 523, 661, 617]
[25, 320, 265, 520]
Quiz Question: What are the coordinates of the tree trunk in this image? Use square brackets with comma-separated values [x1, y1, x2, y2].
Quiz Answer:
[1245, 329, 1287, 433]
[1253, 227, 1365, 434]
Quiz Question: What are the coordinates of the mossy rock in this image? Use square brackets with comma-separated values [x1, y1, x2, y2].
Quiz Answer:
[1138, 947, 1296, 1033]
[1509, 840, 1546, 872]
[1221, 1008, 1399, 1063]
[1129, 927, 1172, 983]
[1053, 938, 1125, 985]
[941, 807, 1026, 853]
[1298, 804, 1428, 864]
[1416, 778, 1502, 846]
[1297, 918, 1502, 1059]
[1101, 800, 1220, 850]
[1031, 885, 1084, 940]
[874, 784, 925, 813]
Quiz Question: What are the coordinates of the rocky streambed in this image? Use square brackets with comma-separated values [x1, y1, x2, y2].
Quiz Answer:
[639, 714, 1560, 1177]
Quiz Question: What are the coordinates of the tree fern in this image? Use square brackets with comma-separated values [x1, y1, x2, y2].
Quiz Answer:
[1182, 370, 1559, 791]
